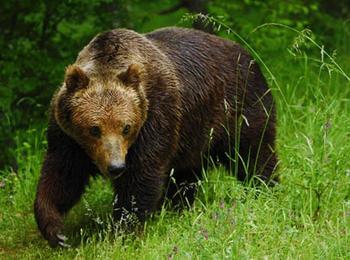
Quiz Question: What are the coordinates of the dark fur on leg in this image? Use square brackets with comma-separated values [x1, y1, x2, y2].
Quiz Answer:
[34, 120, 96, 247]
[165, 168, 202, 210]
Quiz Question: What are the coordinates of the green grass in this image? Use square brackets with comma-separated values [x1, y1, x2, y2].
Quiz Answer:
[0, 26, 349, 259]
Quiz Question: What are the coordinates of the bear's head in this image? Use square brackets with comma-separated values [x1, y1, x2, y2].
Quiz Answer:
[54, 63, 148, 178]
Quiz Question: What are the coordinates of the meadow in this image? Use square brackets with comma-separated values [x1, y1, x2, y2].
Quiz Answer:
[0, 2, 349, 259]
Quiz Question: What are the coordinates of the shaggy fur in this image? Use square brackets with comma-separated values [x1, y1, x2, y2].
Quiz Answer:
[34, 27, 278, 247]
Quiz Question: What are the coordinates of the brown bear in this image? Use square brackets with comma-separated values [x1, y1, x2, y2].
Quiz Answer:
[34, 27, 278, 247]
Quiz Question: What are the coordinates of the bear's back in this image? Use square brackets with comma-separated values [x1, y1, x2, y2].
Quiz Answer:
[146, 27, 242, 85]
[145, 27, 262, 106]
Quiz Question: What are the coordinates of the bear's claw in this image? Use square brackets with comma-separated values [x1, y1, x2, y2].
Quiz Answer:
[58, 241, 71, 248]
[57, 234, 67, 241]
[48, 233, 70, 248]
[57, 234, 70, 248]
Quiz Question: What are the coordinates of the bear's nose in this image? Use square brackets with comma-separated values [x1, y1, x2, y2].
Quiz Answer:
[107, 162, 126, 176]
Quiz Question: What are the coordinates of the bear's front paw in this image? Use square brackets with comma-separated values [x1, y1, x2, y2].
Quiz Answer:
[48, 232, 70, 248]
[43, 225, 70, 248]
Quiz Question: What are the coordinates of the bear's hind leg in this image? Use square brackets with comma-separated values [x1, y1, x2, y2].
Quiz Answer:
[249, 139, 279, 185]
[216, 133, 278, 185]
[238, 123, 279, 185]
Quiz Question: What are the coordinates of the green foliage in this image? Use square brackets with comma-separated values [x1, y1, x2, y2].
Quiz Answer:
[208, 0, 349, 57]
[0, 0, 130, 110]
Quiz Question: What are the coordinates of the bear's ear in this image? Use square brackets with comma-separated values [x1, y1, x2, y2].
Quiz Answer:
[118, 63, 143, 88]
[64, 65, 89, 92]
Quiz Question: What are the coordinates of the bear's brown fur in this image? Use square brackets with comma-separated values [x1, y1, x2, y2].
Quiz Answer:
[34, 27, 278, 247]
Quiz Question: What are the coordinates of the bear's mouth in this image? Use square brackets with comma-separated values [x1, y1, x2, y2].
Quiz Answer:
[110, 169, 126, 180]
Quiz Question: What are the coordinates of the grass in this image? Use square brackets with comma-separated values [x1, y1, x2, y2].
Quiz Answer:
[0, 24, 349, 259]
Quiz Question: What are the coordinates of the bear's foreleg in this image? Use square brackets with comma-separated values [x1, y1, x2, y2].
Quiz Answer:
[34, 151, 92, 247]
[165, 168, 202, 210]
[34, 125, 95, 247]
[112, 169, 166, 226]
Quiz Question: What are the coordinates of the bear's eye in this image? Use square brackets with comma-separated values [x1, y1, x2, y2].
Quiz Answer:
[89, 126, 101, 138]
[123, 124, 131, 135]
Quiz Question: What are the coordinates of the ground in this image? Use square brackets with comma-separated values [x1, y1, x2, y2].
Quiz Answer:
[0, 26, 349, 258]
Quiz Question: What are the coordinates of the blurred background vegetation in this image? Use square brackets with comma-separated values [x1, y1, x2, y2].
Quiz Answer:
[0, 0, 349, 170]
